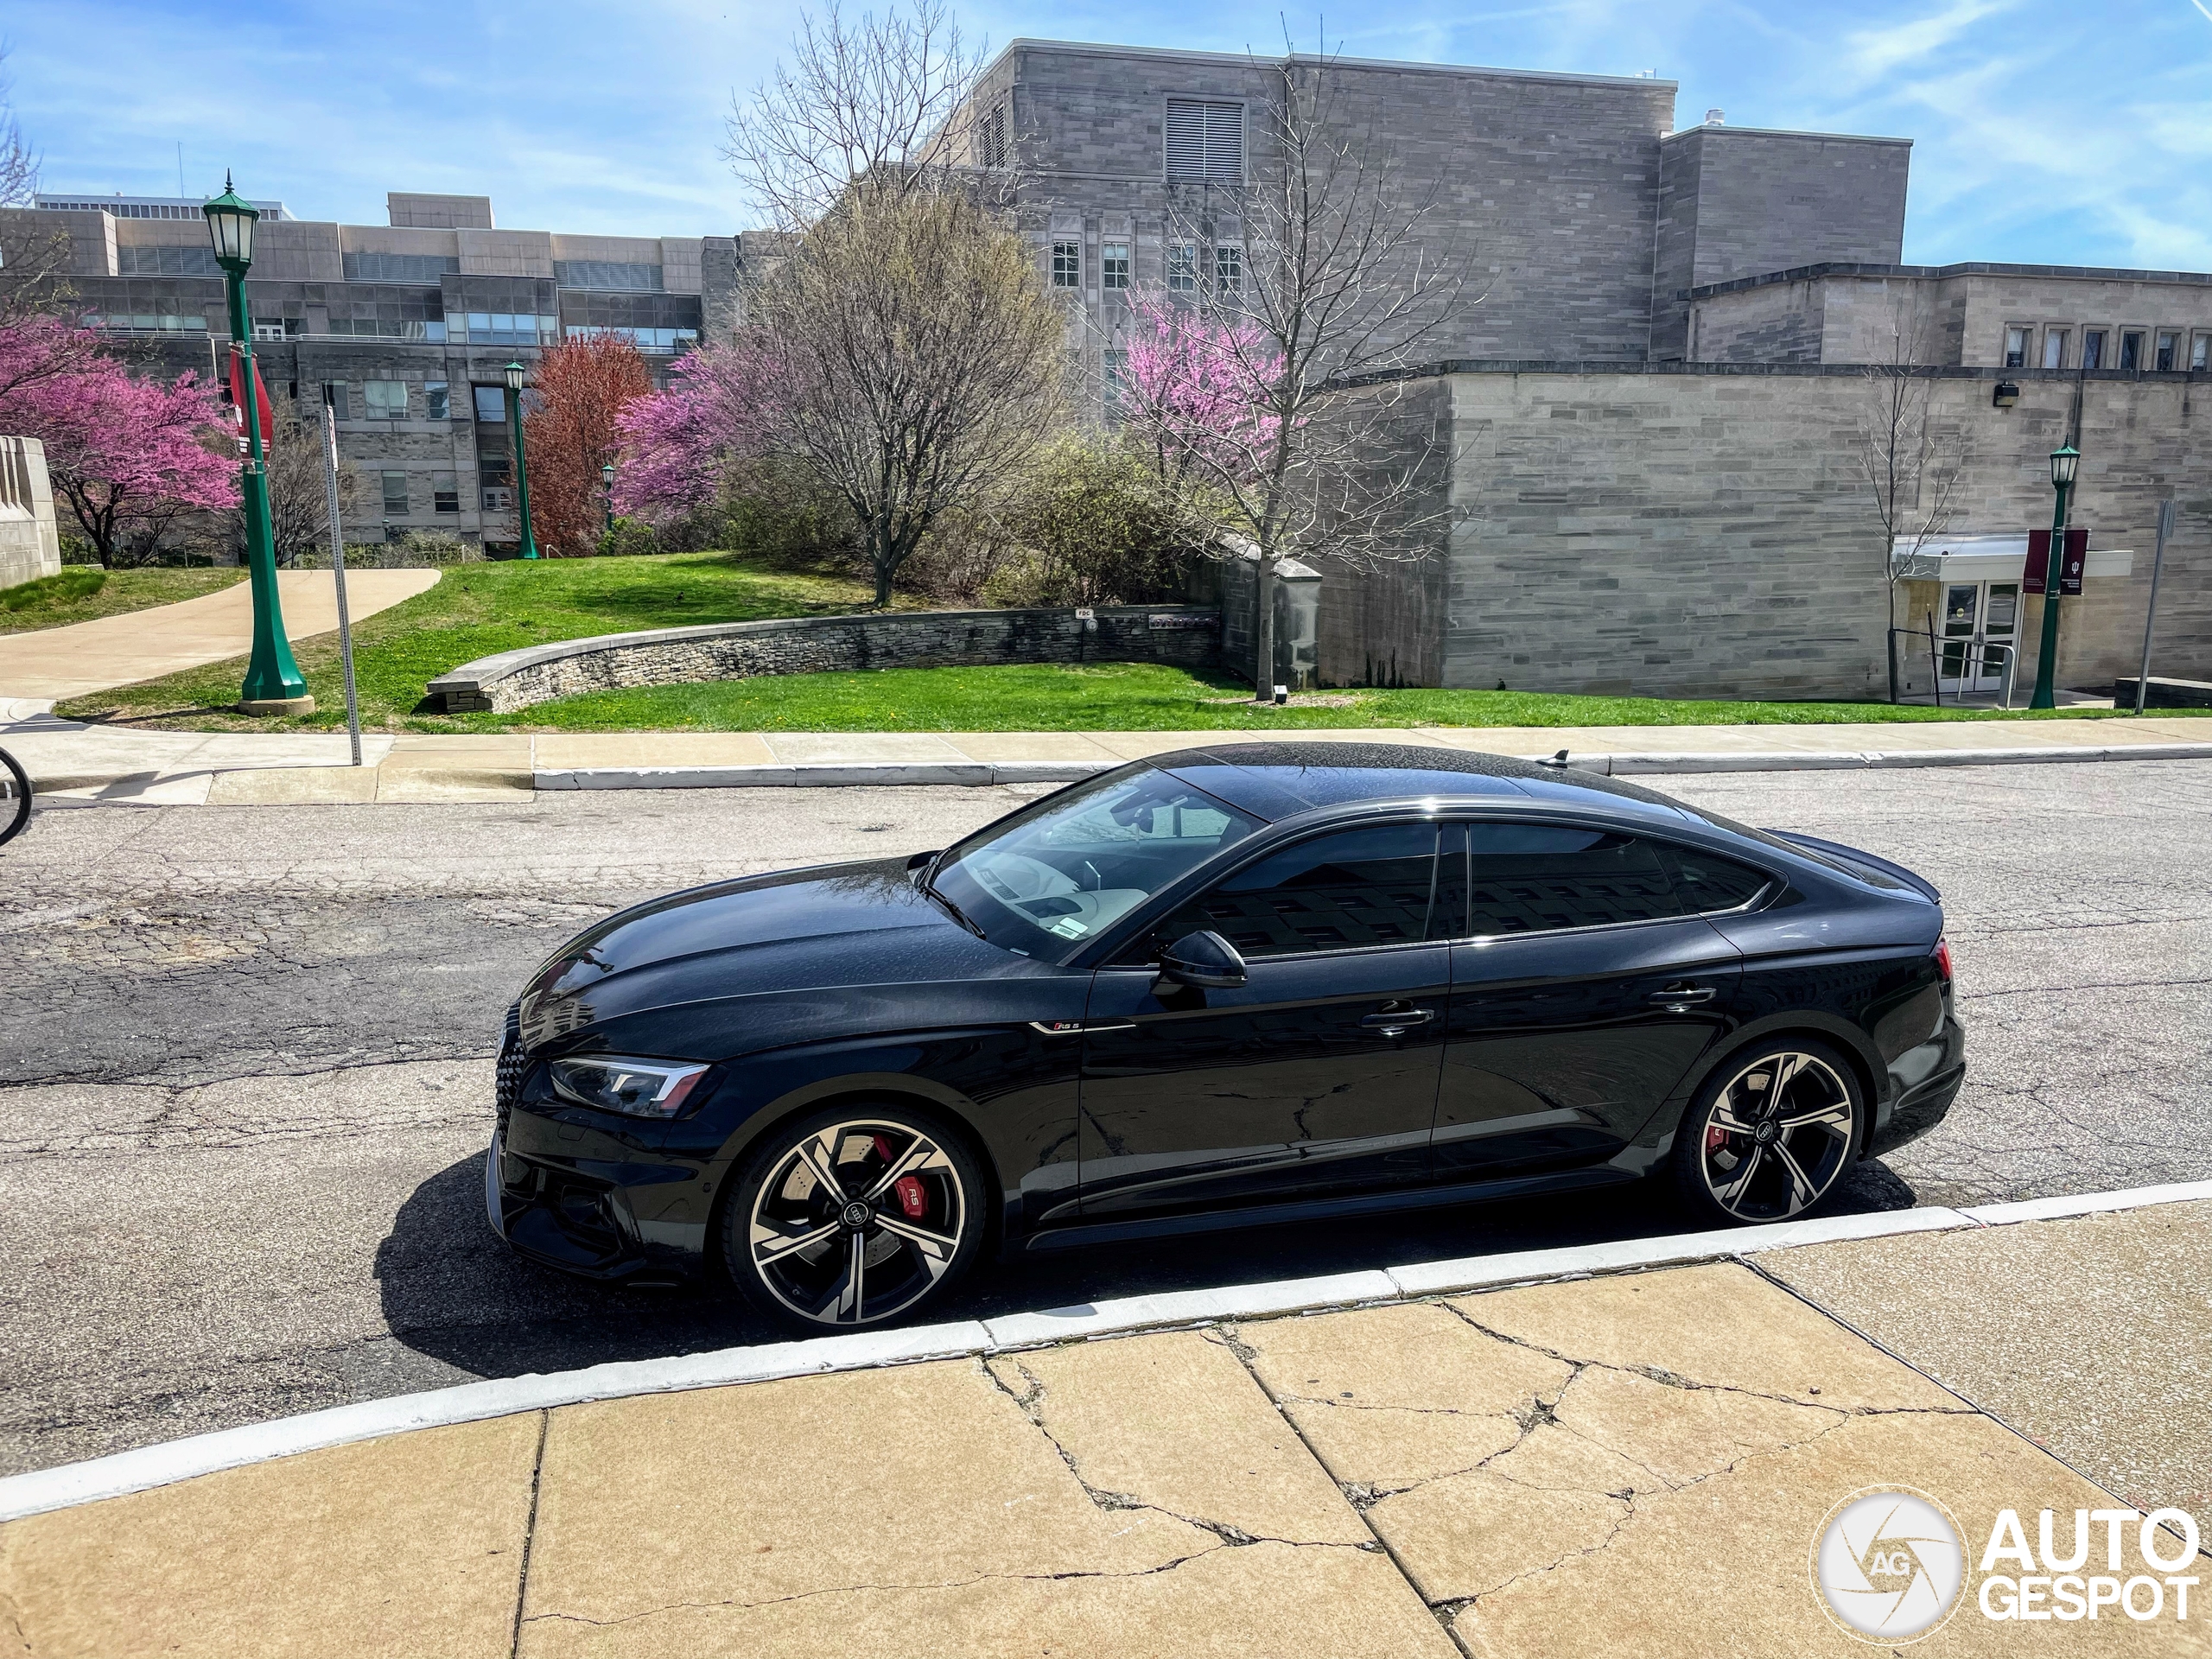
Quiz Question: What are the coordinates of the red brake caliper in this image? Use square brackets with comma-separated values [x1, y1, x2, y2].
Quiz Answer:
[874, 1135, 929, 1219]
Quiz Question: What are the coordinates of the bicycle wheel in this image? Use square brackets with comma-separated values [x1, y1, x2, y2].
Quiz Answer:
[0, 747, 31, 848]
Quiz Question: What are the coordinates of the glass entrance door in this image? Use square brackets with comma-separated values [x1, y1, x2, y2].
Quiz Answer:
[1940, 581, 2018, 696]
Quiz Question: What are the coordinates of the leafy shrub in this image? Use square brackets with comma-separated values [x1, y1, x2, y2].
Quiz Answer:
[597, 516, 661, 558]
[721, 457, 858, 569]
[988, 437, 1193, 607]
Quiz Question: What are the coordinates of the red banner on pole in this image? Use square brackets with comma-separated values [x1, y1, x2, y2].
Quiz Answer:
[226, 346, 275, 447]
[2024, 528, 2088, 595]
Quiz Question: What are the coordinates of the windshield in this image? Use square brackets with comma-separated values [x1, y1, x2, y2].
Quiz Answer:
[929, 769, 1262, 961]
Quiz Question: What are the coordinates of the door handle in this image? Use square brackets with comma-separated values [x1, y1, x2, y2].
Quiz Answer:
[1648, 986, 1717, 1007]
[1362, 1007, 1435, 1034]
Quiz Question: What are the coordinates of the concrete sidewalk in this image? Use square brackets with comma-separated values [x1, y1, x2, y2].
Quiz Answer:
[3, 1198, 2202, 1657]
[7, 709, 2212, 807]
[0, 569, 439, 701]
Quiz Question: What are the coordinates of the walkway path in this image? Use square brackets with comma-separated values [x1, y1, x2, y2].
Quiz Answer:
[1, 1192, 2202, 1657]
[0, 706, 2208, 806]
[0, 569, 439, 700]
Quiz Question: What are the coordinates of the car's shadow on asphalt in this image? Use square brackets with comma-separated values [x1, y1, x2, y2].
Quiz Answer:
[376, 1151, 1923, 1387]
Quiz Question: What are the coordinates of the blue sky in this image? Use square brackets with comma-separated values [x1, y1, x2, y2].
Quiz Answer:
[11, 1, 2212, 269]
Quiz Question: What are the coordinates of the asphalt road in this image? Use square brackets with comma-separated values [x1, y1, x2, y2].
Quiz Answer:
[3, 761, 2208, 1478]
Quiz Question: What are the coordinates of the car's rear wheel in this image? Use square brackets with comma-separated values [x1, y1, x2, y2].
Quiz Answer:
[1671, 1039, 1862, 1226]
[722, 1104, 985, 1332]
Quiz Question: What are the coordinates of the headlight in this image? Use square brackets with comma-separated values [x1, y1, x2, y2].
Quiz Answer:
[548, 1055, 710, 1118]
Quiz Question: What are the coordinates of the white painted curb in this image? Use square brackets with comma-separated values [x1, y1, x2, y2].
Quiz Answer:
[3, 1178, 2208, 1524]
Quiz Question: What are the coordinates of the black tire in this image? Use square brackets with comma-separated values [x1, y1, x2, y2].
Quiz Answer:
[721, 1103, 986, 1332]
[1669, 1037, 1864, 1227]
[0, 747, 29, 849]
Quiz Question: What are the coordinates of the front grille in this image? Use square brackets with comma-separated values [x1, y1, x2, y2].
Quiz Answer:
[495, 1004, 524, 1129]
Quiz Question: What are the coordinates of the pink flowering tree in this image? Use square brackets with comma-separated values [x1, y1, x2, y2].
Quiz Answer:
[0, 315, 100, 403]
[2, 355, 238, 564]
[612, 340, 779, 526]
[1120, 293, 1284, 493]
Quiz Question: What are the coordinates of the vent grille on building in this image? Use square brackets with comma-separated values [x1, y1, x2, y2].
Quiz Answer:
[982, 103, 1008, 169]
[553, 260, 664, 292]
[342, 252, 461, 283]
[1165, 99, 1244, 182]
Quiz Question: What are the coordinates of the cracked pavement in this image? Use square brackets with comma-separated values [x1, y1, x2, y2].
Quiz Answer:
[0, 762, 2208, 1483]
[5, 1255, 2200, 1658]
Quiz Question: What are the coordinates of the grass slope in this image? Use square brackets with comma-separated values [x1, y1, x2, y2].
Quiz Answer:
[484, 659, 2123, 733]
[57, 551, 888, 731]
[0, 567, 244, 637]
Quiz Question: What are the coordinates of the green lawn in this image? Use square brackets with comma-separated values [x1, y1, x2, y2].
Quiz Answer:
[452, 659, 2131, 734]
[55, 550, 893, 731]
[0, 567, 245, 636]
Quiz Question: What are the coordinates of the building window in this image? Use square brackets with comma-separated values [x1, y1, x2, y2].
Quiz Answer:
[252, 319, 286, 342]
[2195, 334, 2211, 372]
[2041, 331, 2066, 370]
[2003, 327, 2029, 369]
[381, 471, 410, 517]
[1102, 242, 1130, 290]
[1103, 346, 1127, 410]
[1167, 242, 1198, 293]
[1051, 242, 1080, 289]
[455, 312, 559, 346]
[1165, 98, 1244, 181]
[364, 380, 409, 420]
[1216, 244, 1242, 295]
[2082, 329, 2106, 370]
[325, 381, 350, 421]
[424, 380, 449, 421]
[2120, 330, 2144, 372]
[2156, 332, 2178, 372]
[474, 385, 507, 423]
[433, 471, 460, 513]
[482, 486, 513, 512]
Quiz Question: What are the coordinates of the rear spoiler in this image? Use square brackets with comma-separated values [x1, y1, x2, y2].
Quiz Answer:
[1770, 831, 1942, 904]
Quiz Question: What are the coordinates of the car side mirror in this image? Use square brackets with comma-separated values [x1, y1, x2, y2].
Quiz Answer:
[1156, 929, 1247, 991]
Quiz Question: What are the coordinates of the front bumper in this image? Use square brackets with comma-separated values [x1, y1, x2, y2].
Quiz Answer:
[488, 1034, 722, 1283]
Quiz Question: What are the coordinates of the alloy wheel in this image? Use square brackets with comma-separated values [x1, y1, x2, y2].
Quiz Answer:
[1698, 1051, 1856, 1222]
[745, 1118, 968, 1326]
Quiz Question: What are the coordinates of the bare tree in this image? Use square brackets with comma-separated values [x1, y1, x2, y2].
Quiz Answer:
[1121, 48, 1465, 698]
[0, 45, 72, 327]
[724, 0, 990, 231]
[1851, 317, 1971, 696]
[746, 188, 1067, 606]
[259, 404, 361, 567]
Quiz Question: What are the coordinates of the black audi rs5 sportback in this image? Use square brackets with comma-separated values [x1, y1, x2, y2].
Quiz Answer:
[487, 742, 1963, 1331]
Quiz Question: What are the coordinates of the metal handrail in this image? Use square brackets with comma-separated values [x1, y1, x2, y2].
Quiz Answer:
[1888, 628, 2020, 710]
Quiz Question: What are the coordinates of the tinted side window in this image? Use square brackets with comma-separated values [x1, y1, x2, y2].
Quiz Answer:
[1161, 824, 1439, 959]
[1465, 823, 1684, 935]
[1668, 847, 1771, 912]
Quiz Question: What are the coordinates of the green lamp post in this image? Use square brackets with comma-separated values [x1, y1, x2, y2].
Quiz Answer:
[2029, 444, 2081, 709]
[504, 360, 540, 560]
[601, 460, 617, 541]
[205, 177, 312, 713]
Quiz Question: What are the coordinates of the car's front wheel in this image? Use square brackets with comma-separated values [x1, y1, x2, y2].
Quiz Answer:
[722, 1105, 985, 1332]
[1671, 1039, 1862, 1226]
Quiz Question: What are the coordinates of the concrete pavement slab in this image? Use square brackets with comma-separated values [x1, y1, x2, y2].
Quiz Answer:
[0, 569, 438, 699]
[206, 764, 381, 804]
[1762, 1198, 2212, 1540]
[762, 731, 970, 761]
[938, 730, 1123, 761]
[531, 732, 775, 769]
[518, 1354, 1452, 1658]
[0, 1413, 537, 1659]
[984, 1328, 1370, 1546]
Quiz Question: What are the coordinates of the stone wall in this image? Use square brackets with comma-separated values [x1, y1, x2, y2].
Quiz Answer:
[1427, 363, 2212, 700]
[0, 436, 61, 589]
[429, 604, 1224, 714]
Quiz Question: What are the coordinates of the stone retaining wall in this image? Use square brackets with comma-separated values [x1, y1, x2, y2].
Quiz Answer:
[428, 604, 1223, 714]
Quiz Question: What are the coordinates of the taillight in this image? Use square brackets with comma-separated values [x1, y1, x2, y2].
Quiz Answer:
[1932, 937, 1953, 983]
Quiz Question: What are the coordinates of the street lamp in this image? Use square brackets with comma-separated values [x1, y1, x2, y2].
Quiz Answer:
[504, 360, 541, 560]
[2030, 444, 2081, 709]
[204, 175, 312, 713]
[601, 461, 617, 541]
